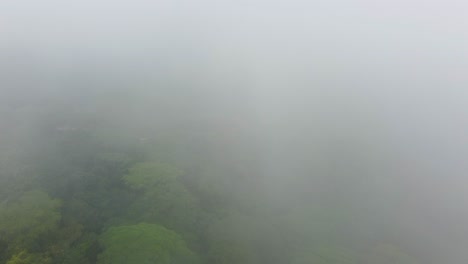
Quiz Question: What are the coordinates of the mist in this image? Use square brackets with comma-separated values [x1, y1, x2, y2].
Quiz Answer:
[1, 0, 467, 263]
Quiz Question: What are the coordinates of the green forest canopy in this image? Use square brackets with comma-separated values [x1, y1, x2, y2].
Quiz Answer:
[0, 113, 421, 264]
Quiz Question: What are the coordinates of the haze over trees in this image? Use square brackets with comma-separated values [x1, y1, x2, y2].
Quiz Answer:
[0, 86, 428, 264]
[1, 0, 468, 263]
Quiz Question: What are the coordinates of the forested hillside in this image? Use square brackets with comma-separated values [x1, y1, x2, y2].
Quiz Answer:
[1, 0, 467, 263]
[0, 93, 422, 264]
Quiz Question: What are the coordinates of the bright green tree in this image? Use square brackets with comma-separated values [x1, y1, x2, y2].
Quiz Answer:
[97, 223, 199, 264]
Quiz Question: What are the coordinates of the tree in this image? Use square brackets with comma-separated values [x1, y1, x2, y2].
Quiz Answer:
[6, 250, 51, 264]
[123, 162, 184, 190]
[0, 190, 61, 253]
[205, 212, 290, 264]
[61, 233, 99, 264]
[123, 163, 201, 234]
[97, 223, 199, 264]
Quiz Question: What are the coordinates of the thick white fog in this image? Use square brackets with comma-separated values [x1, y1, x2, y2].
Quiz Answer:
[1, 0, 468, 263]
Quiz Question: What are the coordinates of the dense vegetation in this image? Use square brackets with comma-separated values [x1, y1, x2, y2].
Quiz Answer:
[0, 97, 422, 264]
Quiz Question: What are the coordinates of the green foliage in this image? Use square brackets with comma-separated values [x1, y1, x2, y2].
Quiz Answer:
[61, 233, 99, 264]
[0, 112, 425, 264]
[97, 223, 199, 264]
[123, 163, 201, 234]
[97, 152, 132, 165]
[0, 190, 61, 251]
[6, 250, 51, 264]
[206, 214, 258, 264]
[206, 212, 292, 264]
[37, 220, 85, 262]
[123, 162, 184, 190]
[277, 205, 354, 253]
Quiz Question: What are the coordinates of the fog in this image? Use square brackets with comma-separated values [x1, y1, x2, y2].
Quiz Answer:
[1, 0, 468, 263]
